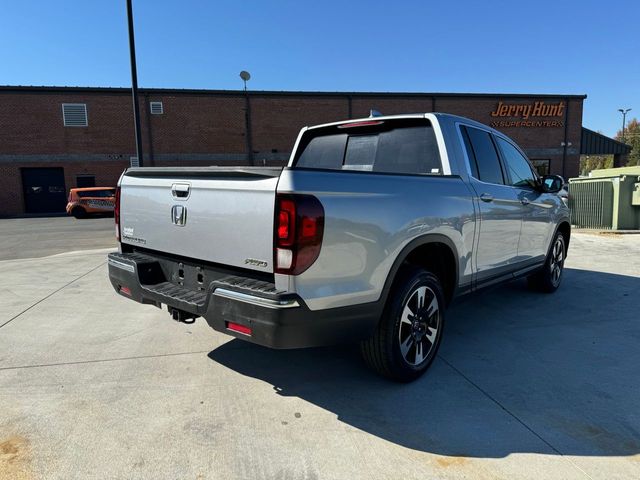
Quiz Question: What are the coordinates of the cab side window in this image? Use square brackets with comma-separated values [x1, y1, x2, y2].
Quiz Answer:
[461, 126, 504, 185]
[495, 137, 536, 188]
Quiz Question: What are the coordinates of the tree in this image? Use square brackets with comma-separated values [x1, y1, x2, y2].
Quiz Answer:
[579, 129, 614, 175]
[615, 118, 640, 166]
[579, 154, 613, 176]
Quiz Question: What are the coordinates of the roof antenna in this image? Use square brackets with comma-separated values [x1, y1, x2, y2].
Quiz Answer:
[369, 109, 383, 118]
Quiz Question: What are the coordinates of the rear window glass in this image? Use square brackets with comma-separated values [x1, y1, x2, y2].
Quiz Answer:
[295, 122, 442, 175]
[344, 135, 378, 170]
[297, 133, 347, 170]
[77, 189, 115, 198]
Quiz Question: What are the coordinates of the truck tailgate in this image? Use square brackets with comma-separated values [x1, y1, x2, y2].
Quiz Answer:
[119, 167, 281, 273]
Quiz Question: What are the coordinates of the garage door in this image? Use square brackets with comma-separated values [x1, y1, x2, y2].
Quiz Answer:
[21, 168, 67, 214]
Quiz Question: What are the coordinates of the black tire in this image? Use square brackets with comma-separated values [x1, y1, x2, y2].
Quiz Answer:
[527, 232, 566, 293]
[360, 267, 445, 382]
[71, 207, 87, 219]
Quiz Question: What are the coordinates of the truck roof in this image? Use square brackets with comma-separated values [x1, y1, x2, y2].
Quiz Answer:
[306, 112, 496, 134]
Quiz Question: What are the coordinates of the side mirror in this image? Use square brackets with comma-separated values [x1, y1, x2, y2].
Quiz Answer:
[540, 175, 564, 193]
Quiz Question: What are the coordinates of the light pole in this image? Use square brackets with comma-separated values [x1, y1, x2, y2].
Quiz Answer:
[240, 71, 254, 165]
[618, 108, 631, 143]
[126, 0, 143, 167]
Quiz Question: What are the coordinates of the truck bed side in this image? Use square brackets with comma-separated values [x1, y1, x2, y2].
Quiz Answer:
[275, 168, 476, 310]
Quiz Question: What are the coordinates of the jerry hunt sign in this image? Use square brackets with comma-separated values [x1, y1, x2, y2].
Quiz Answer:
[490, 101, 565, 128]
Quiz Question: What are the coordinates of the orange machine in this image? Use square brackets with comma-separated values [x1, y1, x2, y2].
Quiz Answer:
[66, 187, 116, 218]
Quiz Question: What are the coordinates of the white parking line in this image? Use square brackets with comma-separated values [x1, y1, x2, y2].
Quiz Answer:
[0, 248, 115, 265]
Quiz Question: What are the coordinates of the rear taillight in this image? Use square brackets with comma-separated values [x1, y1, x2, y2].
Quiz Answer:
[114, 186, 121, 241]
[274, 194, 324, 275]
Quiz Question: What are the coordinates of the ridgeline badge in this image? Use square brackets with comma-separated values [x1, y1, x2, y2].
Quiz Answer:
[244, 258, 268, 268]
[490, 101, 565, 128]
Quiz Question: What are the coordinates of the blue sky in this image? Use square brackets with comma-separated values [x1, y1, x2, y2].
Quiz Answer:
[1, 0, 637, 137]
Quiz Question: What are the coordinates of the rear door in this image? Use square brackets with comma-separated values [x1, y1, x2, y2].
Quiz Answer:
[459, 125, 525, 283]
[119, 167, 281, 273]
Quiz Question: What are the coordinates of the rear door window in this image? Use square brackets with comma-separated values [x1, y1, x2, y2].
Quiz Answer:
[461, 126, 504, 185]
[295, 120, 442, 175]
[460, 127, 480, 179]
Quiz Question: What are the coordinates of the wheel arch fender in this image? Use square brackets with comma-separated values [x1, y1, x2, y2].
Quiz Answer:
[550, 220, 571, 257]
[379, 234, 460, 309]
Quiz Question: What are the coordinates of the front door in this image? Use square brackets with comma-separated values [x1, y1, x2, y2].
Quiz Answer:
[494, 136, 554, 263]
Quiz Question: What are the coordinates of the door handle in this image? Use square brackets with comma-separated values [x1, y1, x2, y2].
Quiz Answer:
[480, 193, 494, 203]
[521, 198, 530, 205]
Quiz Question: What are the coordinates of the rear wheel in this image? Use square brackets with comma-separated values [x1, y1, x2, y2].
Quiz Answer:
[360, 268, 445, 382]
[528, 232, 566, 293]
[71, 206, 87, 219]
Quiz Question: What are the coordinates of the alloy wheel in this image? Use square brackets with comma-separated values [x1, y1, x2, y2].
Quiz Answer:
[549, 237, 565, 286]
[398, 286, 440, 366]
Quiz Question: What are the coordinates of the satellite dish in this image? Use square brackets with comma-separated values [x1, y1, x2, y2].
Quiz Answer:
[240, 71, 251, 81]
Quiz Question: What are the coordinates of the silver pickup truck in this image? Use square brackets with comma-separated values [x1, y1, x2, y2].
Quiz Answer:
[108, 113, 570, 382]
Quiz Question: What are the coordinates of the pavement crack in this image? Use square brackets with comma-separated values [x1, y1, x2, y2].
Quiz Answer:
[0, 350, 211, 371]
[0, 261, 105, 330]
[437, 354, 595, 480]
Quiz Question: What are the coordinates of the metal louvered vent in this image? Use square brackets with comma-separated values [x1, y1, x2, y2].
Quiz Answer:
[150, 101, 163, 114]
[62, 103, 88, 127]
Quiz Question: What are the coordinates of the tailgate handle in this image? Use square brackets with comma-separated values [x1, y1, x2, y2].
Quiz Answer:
[171, 183, 191, 199]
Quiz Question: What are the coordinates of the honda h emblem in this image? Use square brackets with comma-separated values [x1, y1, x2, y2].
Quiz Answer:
[171, 205, 187, 226]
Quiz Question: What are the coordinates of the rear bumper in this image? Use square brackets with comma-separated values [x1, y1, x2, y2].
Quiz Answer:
[108, 251, 379, 349]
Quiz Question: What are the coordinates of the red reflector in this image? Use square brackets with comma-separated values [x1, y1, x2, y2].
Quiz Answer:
[338, 120, 384, 128]
[119, 286, 132, 296]
[227, 322, 252, 336]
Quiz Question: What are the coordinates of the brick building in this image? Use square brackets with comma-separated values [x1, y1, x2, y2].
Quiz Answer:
[0, 86, 617, 216]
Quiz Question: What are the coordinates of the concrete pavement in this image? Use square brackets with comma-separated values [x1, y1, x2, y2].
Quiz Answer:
[0, 232, 639, 479]
[0, 217, 115, 261]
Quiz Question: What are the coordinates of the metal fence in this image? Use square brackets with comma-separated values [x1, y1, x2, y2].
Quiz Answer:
[568, 179, 614, 229]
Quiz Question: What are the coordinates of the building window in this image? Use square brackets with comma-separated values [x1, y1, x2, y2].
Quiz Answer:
[531, 159, 550, 176]
[76, 175, 96, 188]
[150, 101, 163, 114]
[62, 103, 88, 127]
